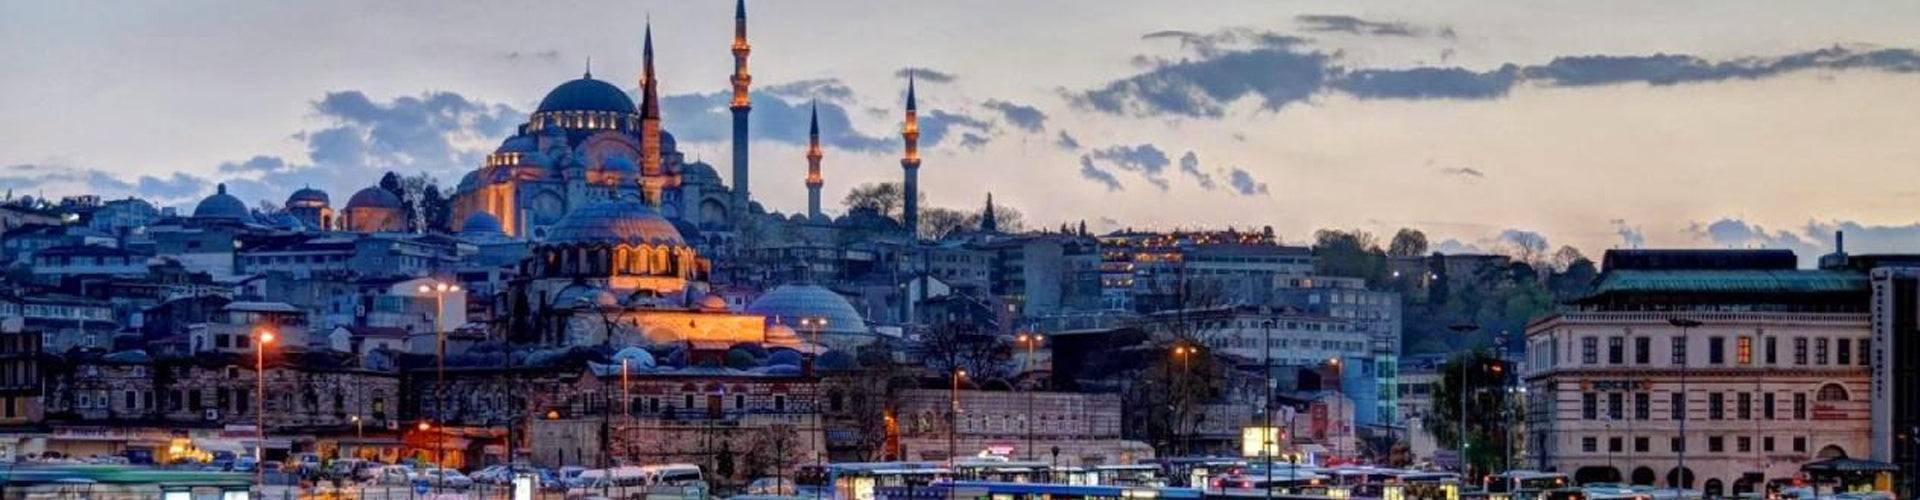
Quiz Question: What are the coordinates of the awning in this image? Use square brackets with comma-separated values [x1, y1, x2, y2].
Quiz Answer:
[1801, 457, 1899, 473]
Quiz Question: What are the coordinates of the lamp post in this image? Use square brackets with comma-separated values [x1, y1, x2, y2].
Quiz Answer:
[1326, 357, 1343, 459]
[255, 329, 275, 494]
[1668, 318, 1702, 490]
[950, 369, 966, 473]
[1172, 344, 1194, 456]
[797, 316, 828, 500]
[1447, 322, 1479, 481]
[1261, 319, 1275, 500]
[418, 280, 460, 490]
[1016, 332, 1044, 461]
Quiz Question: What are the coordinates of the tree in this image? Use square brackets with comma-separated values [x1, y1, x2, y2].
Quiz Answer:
[915, 322, 1011, 381]
[1500, 232, 1550, 270]
[1388, 228, 1430, 257]
[421, 184, 452, 233]
[1423, 348, 1516, 481]
[918, 207, 971, 240]
[1549, 245, 1585, 272]
[962, 205, 1025, 234]
[840, 182, 924, 223]
[1314, 229, 1388, 283]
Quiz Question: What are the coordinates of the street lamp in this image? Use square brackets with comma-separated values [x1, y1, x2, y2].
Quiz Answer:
[950, 369, 967, 473]
[1016, 332, 1044, 461]
[1448, 322, 1479, 480]
[254, 329, 275, 493]
[1260, 319, 1275, 500]
[1668, 317, 1702, 490]
[418, 280, 460, 483]
[797, 315, 828, 500]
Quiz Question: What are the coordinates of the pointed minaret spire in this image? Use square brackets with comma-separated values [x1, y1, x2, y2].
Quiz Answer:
[981, 192, 998, 233]
[729, 0, 754, 222]
[584, 57, 593, 78]
[806, 101, 824, 221]
[900, 72, 922, 238]
[638, 18, 665, 206]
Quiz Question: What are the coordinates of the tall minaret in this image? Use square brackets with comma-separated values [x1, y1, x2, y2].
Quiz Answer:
[805, 102, 824, 220]
[729, 0, 753, 221]
[981, 192, 998, 233]
[639, 20, 665, 206]
[900, 71, 922, 238]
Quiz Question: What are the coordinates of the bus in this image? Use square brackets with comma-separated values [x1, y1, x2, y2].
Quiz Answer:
[795, 462, 949, 500]
[1484, 471, 1572, 500]
[887, 481, 1204, 500]
[1094, 465, 1168, 488]
[952, 460, 1053, 483]
[1158, 458, 1248, 488]
[0, 464, 252, 500]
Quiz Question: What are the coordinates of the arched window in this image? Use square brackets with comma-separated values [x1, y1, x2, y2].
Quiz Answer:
[1817, 383, 1849, 402]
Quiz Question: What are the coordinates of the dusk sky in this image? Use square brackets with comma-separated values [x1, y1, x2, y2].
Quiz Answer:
[5, 1, 1920, 264]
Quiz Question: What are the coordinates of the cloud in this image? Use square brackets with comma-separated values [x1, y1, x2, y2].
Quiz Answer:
[1610, 219, 1647, 249]
[1226, 167, 1268, 196]
[217, 155, 289, 175]
[1054, 131, 1082, 150]
[0, 163, 218, 207]
[500, 50, 561, 62]
[1178, 151, 1216, 190]
[959, 133, 989, 150]
[981, 99, 1047, 133]
[1141, 28, 1306, 58]
[1686, 218, 1822, 256]
[1075, 43, 1920, 118]
[137, 172, 213, 202]
[1432, 238, 1485, 255]
[896, 67, 957, 83]
[760, 78, 856, 104]
[1087, 144, 1172, 190]
[1682, 217, 1920, 266]
[1437, 166, 1486, 179]
[1294, 14, 1440, 38]
[660, 88, 891, 152]
[1077, 156, 1123, 192]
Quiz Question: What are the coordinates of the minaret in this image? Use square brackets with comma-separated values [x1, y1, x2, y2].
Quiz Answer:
[639, 20, 666, 207]
[729, 0, 753, 221]
[805, 102, 824, 221]
[900, 72, 922, 238]
[981, 192, 998, 233]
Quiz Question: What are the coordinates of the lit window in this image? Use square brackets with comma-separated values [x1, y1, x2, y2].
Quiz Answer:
[1737, 337, 1752, 364]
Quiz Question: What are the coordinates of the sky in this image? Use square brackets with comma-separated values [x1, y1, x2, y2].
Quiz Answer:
[3, 0, 1920, 265]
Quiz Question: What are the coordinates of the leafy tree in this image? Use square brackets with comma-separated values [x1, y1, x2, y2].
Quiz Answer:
[919, 207, 971, 240]
[840, 182, 924, 223]
[1314, 229, 1388, 283]
[1423, 348, 1517, 480]
[1388, 228, 1430, 257]
[421, 184, 452, 233]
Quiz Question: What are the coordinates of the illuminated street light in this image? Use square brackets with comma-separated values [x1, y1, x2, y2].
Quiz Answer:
[253, 329, 275, 493]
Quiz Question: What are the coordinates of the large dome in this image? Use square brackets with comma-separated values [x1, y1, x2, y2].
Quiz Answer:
[545, 199, 685, 246]
[460, 211, 504, 236]
[346, 187, 402, 210]
[193, 183, 250, 220]
[286, 186, 330, 207]
[537, 77, 637, 114]
[746, 285, 868, 339]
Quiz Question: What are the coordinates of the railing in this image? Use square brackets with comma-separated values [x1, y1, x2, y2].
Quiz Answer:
[1544, 311, 1868, 326]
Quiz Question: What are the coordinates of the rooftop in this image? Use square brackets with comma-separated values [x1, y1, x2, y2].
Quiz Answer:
[1587, 269, 1867, 296]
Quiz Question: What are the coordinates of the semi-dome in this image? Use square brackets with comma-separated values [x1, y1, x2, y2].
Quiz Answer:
[536, 77, 637, 114]
[460, 211, 504, 236]
[747, 285, 868, 338]
[545, 199, 685, 246]
[193, 183, 250, 220]
[660, 131, 678, 152]
[680, 162, 721, 184]
[495, 135, 539, 155]
[346, 186, 402, 210]
[286, 186, 330, 207]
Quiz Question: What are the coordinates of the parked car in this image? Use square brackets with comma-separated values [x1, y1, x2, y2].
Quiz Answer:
[370, 465, 417, 485]
[232, 457, 258, 473]
[417, 467, 474, 489]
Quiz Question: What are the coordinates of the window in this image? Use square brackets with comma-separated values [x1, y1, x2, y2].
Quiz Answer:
[1816, 338, 1830, 365]
[1608, 337, 1624, 364]
[1582, 437, 1598, 453]
[1708, 436, 1724, 452]
[1738, 436, 1752, 453]
[1738, 392, 1752, 420]
[1766, 337, 1778, 364]
[1671, 392, 1686, 421]
[1709, 336, 1726, 364]
[1635, 393, 1650, 420]
[1859, 339, 1871, 366]
[1794, 338, 1808, 365]
[1608, 393, 1624, 421]
[1737, 337, 1752, 364]
[774, 395, 786, 412]
[1794, 393, 1808, 420]
[1764, 437, 1775, 452]
[1609, 437, 1623, 453]
[1838, 338, 1852, 365]
[1765, 393, 1777, 420]
[1635, 337, 1651, 364]
[1817, 383, 1849, 401]
[1672, 337, 1688, 365]
[1634, 436, 1650, 453]
[1671, 437, 1686, 452]
[1793, 437, 1807, 453]
[1709, 392, 1725, 420]
[1583, 393, 1598, 420]
[1583, 337, 1598, 364]
[734, 395, 746, 410]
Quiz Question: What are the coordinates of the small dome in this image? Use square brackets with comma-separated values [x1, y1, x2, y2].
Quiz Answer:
[613, 347, 657, 369]
[536, 77, 638, 114]
[286, 186, 330, 207]
[681, 162, 721, 184]
[193, 183, 251, 220]
[698, 293, 729, 312]
[604, 156, 638, 173]
[496, 135, 538, 154]
[346, 187, 402, 210]
[458, 170, 481, 192]
[660, 131, 678, 152]
[764, 324, 802, 347]
[545, 199, 685, 246]
[460, 212, 504, 236]
[747, 285, 868, 338]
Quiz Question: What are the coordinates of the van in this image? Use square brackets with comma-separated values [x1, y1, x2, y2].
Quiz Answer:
[568, 466, 650, 500]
